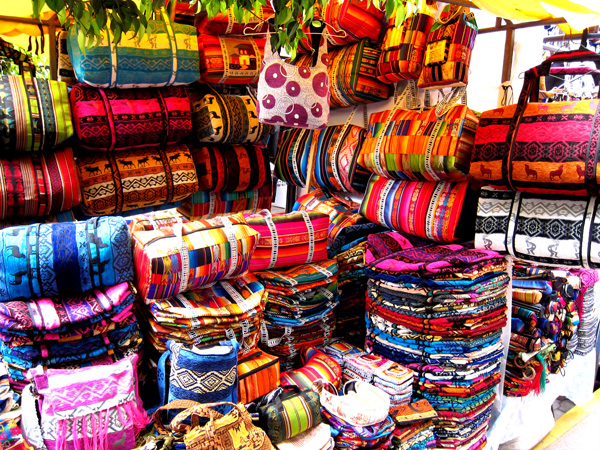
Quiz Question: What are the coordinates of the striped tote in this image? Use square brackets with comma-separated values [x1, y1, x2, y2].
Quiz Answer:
[0, 148, 80, 219]
[0, 75, 72, 152]
[133, 213, 260, 301]
[275, 128, 314, 188]
[324, 0, 385, 47]
[244, 210, 330, 272]
[238, 350, 280, 404]
[359, 175, 478, 242]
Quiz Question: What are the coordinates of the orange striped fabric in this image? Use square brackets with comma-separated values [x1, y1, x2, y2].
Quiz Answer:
[238, 350, 280, 404]
[279, 348, 341, 390]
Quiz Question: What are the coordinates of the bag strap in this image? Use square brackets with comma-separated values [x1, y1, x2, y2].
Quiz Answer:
[329, 106, 360, 190]
[258, 209, 279, 269]
[169, 401, 242, 434]
[220, 216, 239, 279]
[157, 349, 171, 408]
[172, 218, 190, 294]
[300, 210, 315, 263]
[153, 399, 206, 435]
[160, 6, 178, 87]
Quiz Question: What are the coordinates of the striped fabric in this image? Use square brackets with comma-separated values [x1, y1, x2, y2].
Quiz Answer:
[279, 348, 341, 389]
[76, 144, 199, 216]
[417, 6, 478, 89]
[195, 5, 274, 35]
[0, 75, 72, 152]
[275, 128, 313, 187]
[69, 85, 192, 151]
[68, 15, 199, 88]
[133, 213, 260, 301]
[254, 259, 338, 289]
[377, 13, 435, 83]
[323, 0, 385, 47]
[512, 289, 543, 304]
[293, 189, 356, 223]
[359, 176, 477, 242]
[0, 148, 79, 219]
[237, 350, 280, 404]
[191, 144, 270, 192]
[244, 210, 330, 272]
[0, 211, 75, 230]
[360, 105, 479, 181]
[198, 34, 265, 85]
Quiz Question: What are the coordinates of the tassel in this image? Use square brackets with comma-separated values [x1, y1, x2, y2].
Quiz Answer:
[73, 417, 81, 450]
[125, 400, 150, 434]
[55, 419, 68, 450]
[102, 409, 110, 450]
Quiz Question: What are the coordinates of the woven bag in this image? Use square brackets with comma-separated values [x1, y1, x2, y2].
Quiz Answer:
[0, 74, 73, 152]
[70, 85, 192, 151]
[274, 128, 314, 187]
[198, 34, 265, 85]
[56, 30, 76, 85]
[0, 147, 80, 219]
[76, 144, 199, 216]
[244, 210, 330, 272]
[195, 5, 274, 35]
[133, 213, 260, 300]
[190, 89, 274, 144]
[323, 0, 385, 47]
[237, 350, 280, 404]
[68, 9, 199, 88]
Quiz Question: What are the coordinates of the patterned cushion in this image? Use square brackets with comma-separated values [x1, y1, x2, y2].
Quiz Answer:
[279, 348, 341, 389]
[70, 85, 192, 151]
[275, 128, 314, 188]
[0, 217, 133, 302]
[360, 176, 478, 242]
[0, 148, 80, 219]
[133, 213, 260, 301]
[191, 144, 270, 192]
[68, 15, 199, 88]
[76, 144, 198, 216]
[244, 210, 330, 271]
[198, 34, 265, 85]
[56, 30, 76, 85]
[0, 75, 73, 152]
[323, 0, 385, 47]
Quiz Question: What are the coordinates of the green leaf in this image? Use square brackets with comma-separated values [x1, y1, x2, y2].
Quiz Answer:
[385, 0, 395, 19]
[270, 34, 278, 53]
[275, 8, 292, 25]
[77, 30, 86, 53]
[394, 2, 405, 27]
[96, 8, 107, 28]
[233, 4, 244, 24]
[57, 8, 67, 26]
[32, 0, 47, 18]
[112, 22, 122, 44]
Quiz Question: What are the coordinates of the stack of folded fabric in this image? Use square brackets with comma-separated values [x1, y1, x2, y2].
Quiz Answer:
[505, 263, 580, 397]
[256, 259, 339, 371]
[573, 269, 600, 356]
[364, 232, 509, 450]
[384, 399, 438, 450]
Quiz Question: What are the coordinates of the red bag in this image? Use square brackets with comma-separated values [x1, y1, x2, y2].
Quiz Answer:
[195, 5, 274, 35]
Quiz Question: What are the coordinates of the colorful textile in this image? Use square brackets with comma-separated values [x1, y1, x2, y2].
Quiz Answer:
[0, 148, 79, 219]
[198, 34, 265, 85]
[237, 350, 280, 404]
[0, 417, 29, 450]
[323, 0, 386, 47]
[0, 217, 133, 302]
[0, 211, 75, 230]
[360, 176, 477, 242]
[245, 210, 329, 271]
[279, 348, 341, 389]
[377, 13, 435, 83]
[294, 39, 391, 109]
[0, 75, 72, 152]
[293, 189, 356, 223]
[76, 144, 198, 216]
[133, 213, 259, 300]
[179, 184, 272, 220]
[191, 144, 270, 192]
[57, 30, 76, 85]
[417, 6, 478, 89]
[190, 90, 274, 144]
[474, 186, 600, 267]
[275, 128, 314, 187]
[255, 259, 338, 289]
[68, 15, 199, 88]
[70, 85, 192, 151]
[360, 105, 479, 181]
[195, 5, 274, 35]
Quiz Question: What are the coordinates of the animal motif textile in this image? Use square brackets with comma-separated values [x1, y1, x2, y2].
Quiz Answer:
[417, 5, 478, 89]
[24, 354, 149, 450]
[360, 104, 478, 181]
[76, 144, 198, 216]
[190, 90, 274, 144]
[275, 128, 314, 187]
[323, 0, 386, 47]
[294, 39, 392, 109]
[191, 144, 270, 192]
[195, 5, 274, 35]
[179, 184, 272, 220]
[474, 186, 600, 268]
[68, 14, 199, 88]
[359, 176, 478, 242]
[56, 30, 76, 85]
[0, 217, 133, 302]
[70, 85, 192, 151]
[0, 147, 80, 219]
[238, 350, 280, 404]
[0, 75, 73, 152]
[198, 34, 265, 85]
[377, 13, 435, 83]
[244, 210, 330, 271]
[133, 213, 260, 300]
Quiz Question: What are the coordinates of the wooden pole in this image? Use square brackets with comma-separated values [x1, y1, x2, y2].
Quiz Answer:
[48, 23, 57, 80]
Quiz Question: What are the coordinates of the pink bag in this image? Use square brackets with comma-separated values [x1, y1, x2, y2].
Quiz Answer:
[256, 35, 330, 130]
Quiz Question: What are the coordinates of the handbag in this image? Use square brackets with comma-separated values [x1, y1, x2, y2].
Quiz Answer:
[198, 34, 265, 85]
[294, 39, 391, 109]
[244, 210, 330, 272]
[417, 5, 478, 89]
[0, 147, 80, 219]
[275, 128, 314, 187]
[195, 5, 274, 35]
[276, 423, 334, 450]
[254, 386, 322, 444]
[475, 186, 600, 268]
[76, 144, 199, 216]
[191, 144, 271, 192]
[179, 184, 272, 220]
[0, 217, 133, 302]
[70, 85, 192, 151]
[68, 8, 199, 88]
[0, 74, 73, 152]
[133, 213, 260, 300]
[377, 12, 435, 83]
[323, 0, 385, 47]
[279, 348, 341, 390]
[190, 89, 274, 144]
[471, 48, 600, 195]
[237, 350, 280, 404]
[56, 30, 76, 85]
[360, 86, 478, 181]
[257, 33, 330, 129]
[359, 175, 478, 242]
